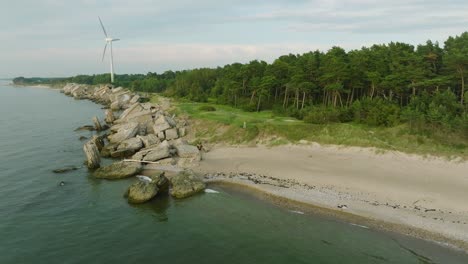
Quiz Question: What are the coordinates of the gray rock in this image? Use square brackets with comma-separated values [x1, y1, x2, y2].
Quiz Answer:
[157, 131, 165, 140]
[101, 143, 117, 157]
[83, 138, 101, 169]
[132, 142, 171, 162]
[178, 127, 186, 137]
[108, 122, 139, 144]
[105, 109, 115, 124]
[75, 125, 95, 131]
[111, 137, 143, 158]
[143, 145, 171, 162]
[138, 134, 160, 148]
[169, 170, 206, 199]
[93, 161, 142, 180]
[53, 166, 79, 174]
[110, 101, 121, 111]
[165, 128, 179, 140]
[126, 172, 169, 203]
[129, 94, 141, 104]
[93, 116, 103, 131]
[153, 115, 172, 133]
[175, 144, 201, 160]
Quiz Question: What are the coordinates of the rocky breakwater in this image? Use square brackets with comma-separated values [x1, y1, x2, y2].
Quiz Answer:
[62, 83, 205, 203]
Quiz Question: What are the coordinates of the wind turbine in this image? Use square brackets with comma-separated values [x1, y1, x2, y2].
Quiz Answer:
[99, 17, 120, 83]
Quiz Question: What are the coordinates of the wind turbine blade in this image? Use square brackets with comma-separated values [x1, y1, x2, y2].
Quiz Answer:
[112, 38, 120, 42]
[102, 43, 108, 61]
[98, 16, 108, 37]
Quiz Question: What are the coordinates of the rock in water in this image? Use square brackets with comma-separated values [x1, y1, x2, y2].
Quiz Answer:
[93, 116, 103, 131]
[75, 125, 95, 131]
[126, 172, 169, 203]
[169, 170, 206, 199]
[83, 139, 101, 169]
[53, 166, 79, 174]
[93, 161, 142, 180]
[127, 179, 159, 204]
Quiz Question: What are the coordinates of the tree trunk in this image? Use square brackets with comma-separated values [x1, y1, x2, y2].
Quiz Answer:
[301, 92, 306, 109]
[350, 88, 355, 106]
[257, 95, 262, 112]
[370, 83, 375, 99]
[274, 86, 278, 102]
[296, 90, 300, 109]
[461, 71, 465, 105]
[283, 87, 288, 108]
[250, 90, 256, 104]
[242, 79, 246, 95]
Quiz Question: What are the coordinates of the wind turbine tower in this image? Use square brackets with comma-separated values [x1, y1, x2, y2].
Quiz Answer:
[99, 17, 120, 83]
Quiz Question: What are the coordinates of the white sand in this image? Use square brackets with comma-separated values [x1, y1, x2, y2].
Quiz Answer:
[196, 144, 468, 250]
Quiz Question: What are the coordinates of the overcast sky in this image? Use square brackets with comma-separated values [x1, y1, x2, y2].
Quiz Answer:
[1, 0, 467, 78]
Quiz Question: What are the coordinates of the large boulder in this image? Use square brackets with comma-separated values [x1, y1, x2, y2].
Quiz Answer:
[132, 141, 171, 162]
[169, 170, 206, 199]
[153, 115, 172, 134]
[108, 122, 139, 144]
[111, 137, 143, 158]
[129, 94, 141, 104]
[126, 172, 169, 204]
[93, 161, 142, 180]
[138, 134, 160, 148]
[165, 128, 179, 140]
[93, 116, 103, 131]
[104, 109, 115, 124]
[175, 144, 201, 160]
[83, 138, 101, 169]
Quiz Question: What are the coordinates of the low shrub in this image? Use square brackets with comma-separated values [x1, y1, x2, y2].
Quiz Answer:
[198, 105, 216, 112]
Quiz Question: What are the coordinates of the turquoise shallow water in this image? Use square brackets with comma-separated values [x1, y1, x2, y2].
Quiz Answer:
[0, 81, 467, 264]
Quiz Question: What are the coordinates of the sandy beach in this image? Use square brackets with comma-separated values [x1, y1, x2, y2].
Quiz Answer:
[196, 143, 468, 251]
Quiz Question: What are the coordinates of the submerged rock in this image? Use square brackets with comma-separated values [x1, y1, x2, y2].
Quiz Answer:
[93, 161, 142, 180]
[169, 170, 206, 199]
[53, 166, 79, 174]
[126, 172, 169, 204]
[75, 125, 95, 131]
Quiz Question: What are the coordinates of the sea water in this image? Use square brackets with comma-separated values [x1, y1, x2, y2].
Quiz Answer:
[0, 81, 467, 264]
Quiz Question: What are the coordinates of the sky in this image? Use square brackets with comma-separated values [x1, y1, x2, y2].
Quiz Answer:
[1, 0, 467, 78]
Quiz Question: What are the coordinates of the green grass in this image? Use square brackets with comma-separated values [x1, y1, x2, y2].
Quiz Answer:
[151, 94, 467, 159]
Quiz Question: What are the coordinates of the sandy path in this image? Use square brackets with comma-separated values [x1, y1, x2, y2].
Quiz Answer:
[196, 144, 468, 250]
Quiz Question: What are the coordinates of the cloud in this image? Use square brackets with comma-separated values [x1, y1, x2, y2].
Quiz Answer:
[1, 0, 467, 77]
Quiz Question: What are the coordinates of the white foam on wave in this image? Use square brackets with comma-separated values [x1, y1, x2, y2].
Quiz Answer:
[205, 189, 220, 194]
[350, 223, 369, 229]
[290, 210, 305, 215]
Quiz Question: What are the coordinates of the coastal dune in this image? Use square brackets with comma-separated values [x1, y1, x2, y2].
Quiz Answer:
[197, 144, 468, 250]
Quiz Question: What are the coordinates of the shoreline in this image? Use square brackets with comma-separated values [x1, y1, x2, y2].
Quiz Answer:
[196, 144, 468, 253]
[14, 82, 468, 253]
